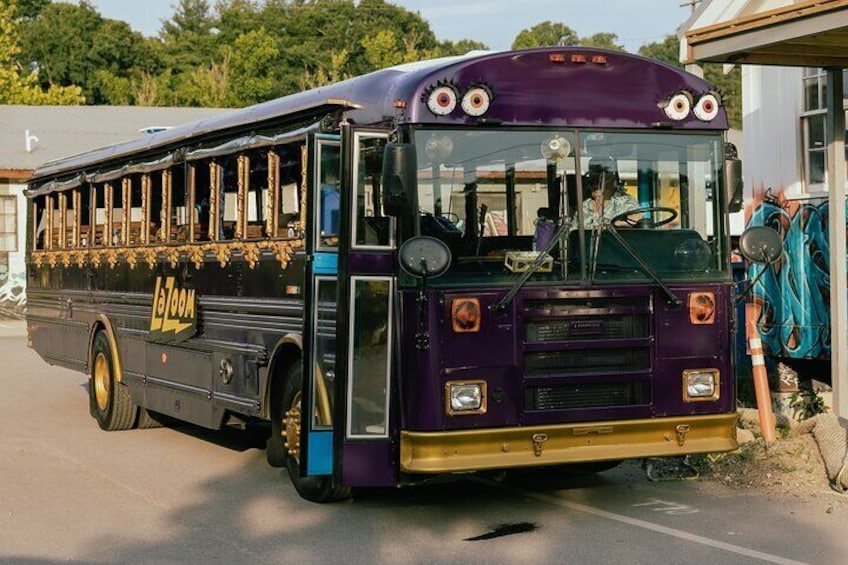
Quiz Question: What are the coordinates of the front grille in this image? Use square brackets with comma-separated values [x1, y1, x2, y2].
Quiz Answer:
[523, 348, 650, 376]
[525, 314, 648, 342]
[527, 381, 651, 410]
[519, 292, 654, 413]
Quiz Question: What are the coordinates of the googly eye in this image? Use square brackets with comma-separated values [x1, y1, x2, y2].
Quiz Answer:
[427, 85, 458, 116]
[461, 86, 491, 116]
[693, 92, 720, 121]
[663, 91, 692, 121]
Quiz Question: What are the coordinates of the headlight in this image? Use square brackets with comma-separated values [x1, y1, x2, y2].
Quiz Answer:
[445, 380, 487, 415]
[683, 369, 719, 402]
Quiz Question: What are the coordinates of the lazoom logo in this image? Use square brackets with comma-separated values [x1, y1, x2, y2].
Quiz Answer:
[150, 276, 197, 343]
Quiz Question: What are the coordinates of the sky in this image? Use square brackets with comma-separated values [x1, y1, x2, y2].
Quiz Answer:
[86, 0, 693, 53]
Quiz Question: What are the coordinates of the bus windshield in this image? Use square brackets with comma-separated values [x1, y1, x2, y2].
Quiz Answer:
[413, 128, 726, 285]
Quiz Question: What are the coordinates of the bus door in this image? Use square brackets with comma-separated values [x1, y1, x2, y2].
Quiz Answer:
[336, 127, 395, 487]
[300, 134, 342, 480]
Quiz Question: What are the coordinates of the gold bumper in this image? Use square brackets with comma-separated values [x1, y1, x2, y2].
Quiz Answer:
[400, 413, 738, 473]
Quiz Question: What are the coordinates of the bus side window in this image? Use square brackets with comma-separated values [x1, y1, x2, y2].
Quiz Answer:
[317, 143, 341, 249]
[33, 195, 47, 250]
[148, 173, 164, 243]
[220, 156, 238, 240]
[354, 135, 390, 247]
[245, 151, 266, 239]
[192, 163, 212, 242]
[93, 184, 106, 247]
[79, 185, 91, 248]
[170, 167, 189, 242]
[275, 144, 302, 239]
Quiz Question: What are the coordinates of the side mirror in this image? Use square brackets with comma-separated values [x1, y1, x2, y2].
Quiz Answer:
[399, 236, 451, 279]
[738, 226, 782, 264]
[382, 143, 418, 217]
[724, 143, 743, 213]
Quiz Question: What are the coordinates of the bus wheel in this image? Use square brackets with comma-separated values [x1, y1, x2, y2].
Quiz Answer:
[280, 364, 351, 503]
[266, 365, 289, 468]
[89, 331, 137, 431]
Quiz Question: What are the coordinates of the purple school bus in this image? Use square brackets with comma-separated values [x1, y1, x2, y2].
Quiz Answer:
[26, 48, 739, 502]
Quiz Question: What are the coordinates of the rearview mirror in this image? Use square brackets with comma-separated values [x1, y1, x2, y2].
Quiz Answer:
[399, 236, 451, 279]
[739, 226, 782, 264]
[382, 143, 417, 217]
[724, 143, 743, 213]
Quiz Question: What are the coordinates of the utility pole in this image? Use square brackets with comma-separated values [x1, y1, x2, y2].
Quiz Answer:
[679, 0, 702, 15]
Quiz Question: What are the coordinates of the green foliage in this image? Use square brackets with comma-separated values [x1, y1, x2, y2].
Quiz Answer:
[579, 32, 624, 51]
[18, 1, 153, 104]
[789, 389, 829, 421]
[512, 21, 577, 49]
[0, 0, 83, 105]
[225, 28, 280, 105]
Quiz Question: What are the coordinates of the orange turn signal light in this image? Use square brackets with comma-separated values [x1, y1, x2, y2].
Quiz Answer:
[452, 298, 481, 333]
[689, 292, 716, 325]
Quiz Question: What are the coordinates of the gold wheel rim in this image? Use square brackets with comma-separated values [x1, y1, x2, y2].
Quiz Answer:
[283, 391, 302, 462]
[93, 352, 111, 412]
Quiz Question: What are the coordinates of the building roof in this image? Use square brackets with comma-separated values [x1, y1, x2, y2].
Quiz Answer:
[682, 0, 848, 67]
[0, 105, 231, 179]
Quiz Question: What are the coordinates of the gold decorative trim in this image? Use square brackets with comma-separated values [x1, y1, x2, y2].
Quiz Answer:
[30, 238, 305, 271]
[267, 150, 279, 238]
[399, 413, 739, 474]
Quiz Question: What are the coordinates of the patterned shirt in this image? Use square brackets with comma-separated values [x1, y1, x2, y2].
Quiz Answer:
[581, 193, 640, 228]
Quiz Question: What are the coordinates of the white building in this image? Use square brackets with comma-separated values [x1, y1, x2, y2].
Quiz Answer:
[680, 0, 848, 414]
[0, 105, 230, 315]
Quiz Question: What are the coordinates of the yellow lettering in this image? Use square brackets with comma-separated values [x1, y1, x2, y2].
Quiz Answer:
[150, 277, 163, 331]
[151, 275, 196, 338]
[184, 289, 195, 319]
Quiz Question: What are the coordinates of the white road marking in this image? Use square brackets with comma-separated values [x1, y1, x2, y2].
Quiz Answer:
[516, 488, 808, 565]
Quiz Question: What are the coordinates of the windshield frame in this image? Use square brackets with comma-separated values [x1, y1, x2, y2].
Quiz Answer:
[404, 125, 732, 288]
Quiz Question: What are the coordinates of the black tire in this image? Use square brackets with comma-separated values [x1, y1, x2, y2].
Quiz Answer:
[266, 366, 288, 468]
[275, 362, 351, 503]
[89, 331, 137, 431]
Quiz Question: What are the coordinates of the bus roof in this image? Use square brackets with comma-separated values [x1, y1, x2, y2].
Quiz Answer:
[29, 47, 724, 186]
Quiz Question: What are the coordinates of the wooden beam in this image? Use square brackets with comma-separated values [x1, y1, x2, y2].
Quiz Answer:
[0, 169, 33, 181]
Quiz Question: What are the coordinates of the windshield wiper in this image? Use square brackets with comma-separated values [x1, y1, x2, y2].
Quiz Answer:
[489, 218, 573, 313]
[599, 224, 682, 308]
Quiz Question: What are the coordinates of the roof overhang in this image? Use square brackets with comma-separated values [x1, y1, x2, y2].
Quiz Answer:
[685, 0, 848, 67]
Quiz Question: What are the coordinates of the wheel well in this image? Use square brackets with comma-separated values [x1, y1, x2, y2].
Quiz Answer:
[264, 342, 302, 419]
[87, 321, 107, 373]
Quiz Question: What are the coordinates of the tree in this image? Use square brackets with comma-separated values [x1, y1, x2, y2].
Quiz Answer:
[159, 0, 218, 71]
[512, 21, 578, 49]
[0, 0, 83, 105]
[225, 28, 280, 106]
[579, 32, 624, 51]
[437, 38, 488, 56]
[18, 1, 154, 104]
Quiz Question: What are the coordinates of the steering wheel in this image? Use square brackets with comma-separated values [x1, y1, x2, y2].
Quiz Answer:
[610, 206, 678, 228]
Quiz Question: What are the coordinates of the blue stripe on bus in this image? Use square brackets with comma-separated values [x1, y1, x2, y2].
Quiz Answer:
[313, 252, 338, 275]
[306, 431, 333, 476]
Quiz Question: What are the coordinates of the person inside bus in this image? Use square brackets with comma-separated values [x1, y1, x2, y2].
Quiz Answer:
[319, 161, 340, 247]
[580, 156, 639, 228]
